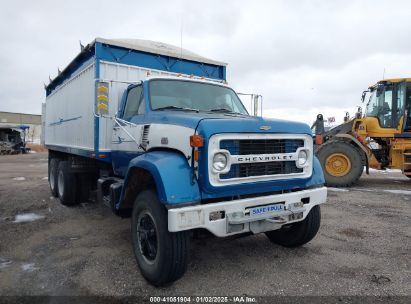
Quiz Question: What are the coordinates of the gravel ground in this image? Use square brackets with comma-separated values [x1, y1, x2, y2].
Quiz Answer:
[0, 152, 410, 298]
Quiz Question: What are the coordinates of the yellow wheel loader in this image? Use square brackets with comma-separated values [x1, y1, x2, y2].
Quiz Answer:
[312, 78, 411, 187]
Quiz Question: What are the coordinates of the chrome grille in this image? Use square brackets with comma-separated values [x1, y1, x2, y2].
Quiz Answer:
[220, 139, 304, 155]
[221, 162, 303, 179]
[220, 139, 304, 180]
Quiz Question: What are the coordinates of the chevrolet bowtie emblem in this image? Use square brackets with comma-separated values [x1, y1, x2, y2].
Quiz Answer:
[259, 125, 271, 131]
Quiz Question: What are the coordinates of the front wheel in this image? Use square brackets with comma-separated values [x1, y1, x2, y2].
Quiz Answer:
[131, 190, 190, 286]
[316, 141, 363, 187]
[265, 205, 321, 247]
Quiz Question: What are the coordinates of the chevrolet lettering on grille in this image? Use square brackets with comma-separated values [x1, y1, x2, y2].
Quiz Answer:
[232, 153, 297, 164]
[208, 134, 312, 186]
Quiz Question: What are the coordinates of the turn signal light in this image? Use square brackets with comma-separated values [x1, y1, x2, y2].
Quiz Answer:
[190, 135, 204, 147]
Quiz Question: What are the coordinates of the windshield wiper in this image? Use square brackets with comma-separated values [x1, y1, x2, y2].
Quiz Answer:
[209, 108, 247, 115]
[209, 108, 233, 113]
[155, 106, 199, 112]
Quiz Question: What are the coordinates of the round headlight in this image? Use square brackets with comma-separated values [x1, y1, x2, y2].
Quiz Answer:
[298, 150, 308, 166]
[213, 153, 228, 171]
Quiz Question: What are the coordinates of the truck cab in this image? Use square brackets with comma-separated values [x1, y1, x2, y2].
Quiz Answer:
[45, 38, 326, 286]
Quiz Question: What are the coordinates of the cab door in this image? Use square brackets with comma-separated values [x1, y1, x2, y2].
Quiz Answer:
[111, 84, 146, 176]
[393, 82, 406, 130]
[369, 82, 405, 129]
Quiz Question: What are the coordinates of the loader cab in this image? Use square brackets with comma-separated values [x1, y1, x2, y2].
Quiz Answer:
[365, 80, 410, 131]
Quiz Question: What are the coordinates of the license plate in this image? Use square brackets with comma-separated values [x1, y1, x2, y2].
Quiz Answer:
[248, 203, 284, 217]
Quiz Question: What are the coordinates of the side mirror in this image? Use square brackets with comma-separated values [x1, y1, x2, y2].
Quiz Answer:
[361, 90, 368, 103]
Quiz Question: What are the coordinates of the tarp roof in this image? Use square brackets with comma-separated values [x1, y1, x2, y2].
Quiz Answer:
[46, 38, 227, 95]
[95, 38, 227, 66]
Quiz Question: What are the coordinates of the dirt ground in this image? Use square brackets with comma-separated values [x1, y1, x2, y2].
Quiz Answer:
[0, 152, 410, 298]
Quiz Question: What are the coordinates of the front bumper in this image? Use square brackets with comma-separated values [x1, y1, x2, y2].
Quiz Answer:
[168, 186, 327, 237]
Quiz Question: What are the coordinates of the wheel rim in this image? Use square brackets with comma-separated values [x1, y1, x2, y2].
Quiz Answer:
[58, 170, 64, 198]
[50, 164, 55, 190]
[325, 153, 352, 177]
[137, 211, 158, 264]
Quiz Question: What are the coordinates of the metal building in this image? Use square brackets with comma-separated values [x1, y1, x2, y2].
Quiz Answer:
[0, 111, 42, 144]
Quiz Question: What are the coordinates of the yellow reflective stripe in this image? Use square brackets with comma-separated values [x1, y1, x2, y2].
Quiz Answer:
[97, 95, 108, 101]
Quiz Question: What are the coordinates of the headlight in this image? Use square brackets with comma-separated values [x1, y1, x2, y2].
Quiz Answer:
[213, 152, 228, 171]
[298, 150, 308, 166]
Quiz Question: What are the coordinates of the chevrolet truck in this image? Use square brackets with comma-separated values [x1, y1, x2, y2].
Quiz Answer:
[44, 38, 327, 286]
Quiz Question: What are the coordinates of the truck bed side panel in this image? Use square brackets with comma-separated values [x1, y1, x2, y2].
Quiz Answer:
[45, 63, 95, 153]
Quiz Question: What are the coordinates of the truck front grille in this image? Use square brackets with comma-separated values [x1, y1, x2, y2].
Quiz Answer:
[219, 139, 304, 180]
[221, 162, 303, 179]
[208, 134, 312, 186]
[220, 139, 304, 155]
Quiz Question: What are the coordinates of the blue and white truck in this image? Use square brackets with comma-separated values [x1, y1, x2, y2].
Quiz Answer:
[44, 38, 327, 286]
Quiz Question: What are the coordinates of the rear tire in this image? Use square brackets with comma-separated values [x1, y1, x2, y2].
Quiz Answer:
[316, 141, 363, 187]
[49, 157, 59, 197]
[131, 190, 190, 286]
[265, 205, 321, 247]
[76, 173, 91, 203]
[57, 161, 79, 206]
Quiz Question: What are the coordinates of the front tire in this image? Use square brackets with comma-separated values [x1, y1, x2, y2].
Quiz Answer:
[131, 190, 190, 286]
[317, 141, 363, 187]
[265, 205, 321, 247]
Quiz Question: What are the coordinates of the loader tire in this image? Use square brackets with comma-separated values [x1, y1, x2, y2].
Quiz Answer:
[317, 141, 363, 187]
[265, 205, 321, 247]
[57, 161, 79, 206]
[131, 190, 190, 286]
[49, 157, 59, 197]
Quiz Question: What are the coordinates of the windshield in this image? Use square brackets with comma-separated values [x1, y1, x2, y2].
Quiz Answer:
[366, 84, 393, 127]
[149, 79, 249, 115]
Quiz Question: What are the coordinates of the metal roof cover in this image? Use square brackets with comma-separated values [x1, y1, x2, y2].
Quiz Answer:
[95, 38, 227, 66]
[46, 38, 227, 96]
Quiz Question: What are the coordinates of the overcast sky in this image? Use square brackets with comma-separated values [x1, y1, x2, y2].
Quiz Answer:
[1, 0, 410, 125]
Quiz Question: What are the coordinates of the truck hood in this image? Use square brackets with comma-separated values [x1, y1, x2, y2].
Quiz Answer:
[148, 111, 312, 136]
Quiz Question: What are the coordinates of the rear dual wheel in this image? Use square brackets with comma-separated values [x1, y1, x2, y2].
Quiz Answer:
[49, 158, 59, 197]
[48, 156, 91, 206]
[57, 161, 78, 206]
